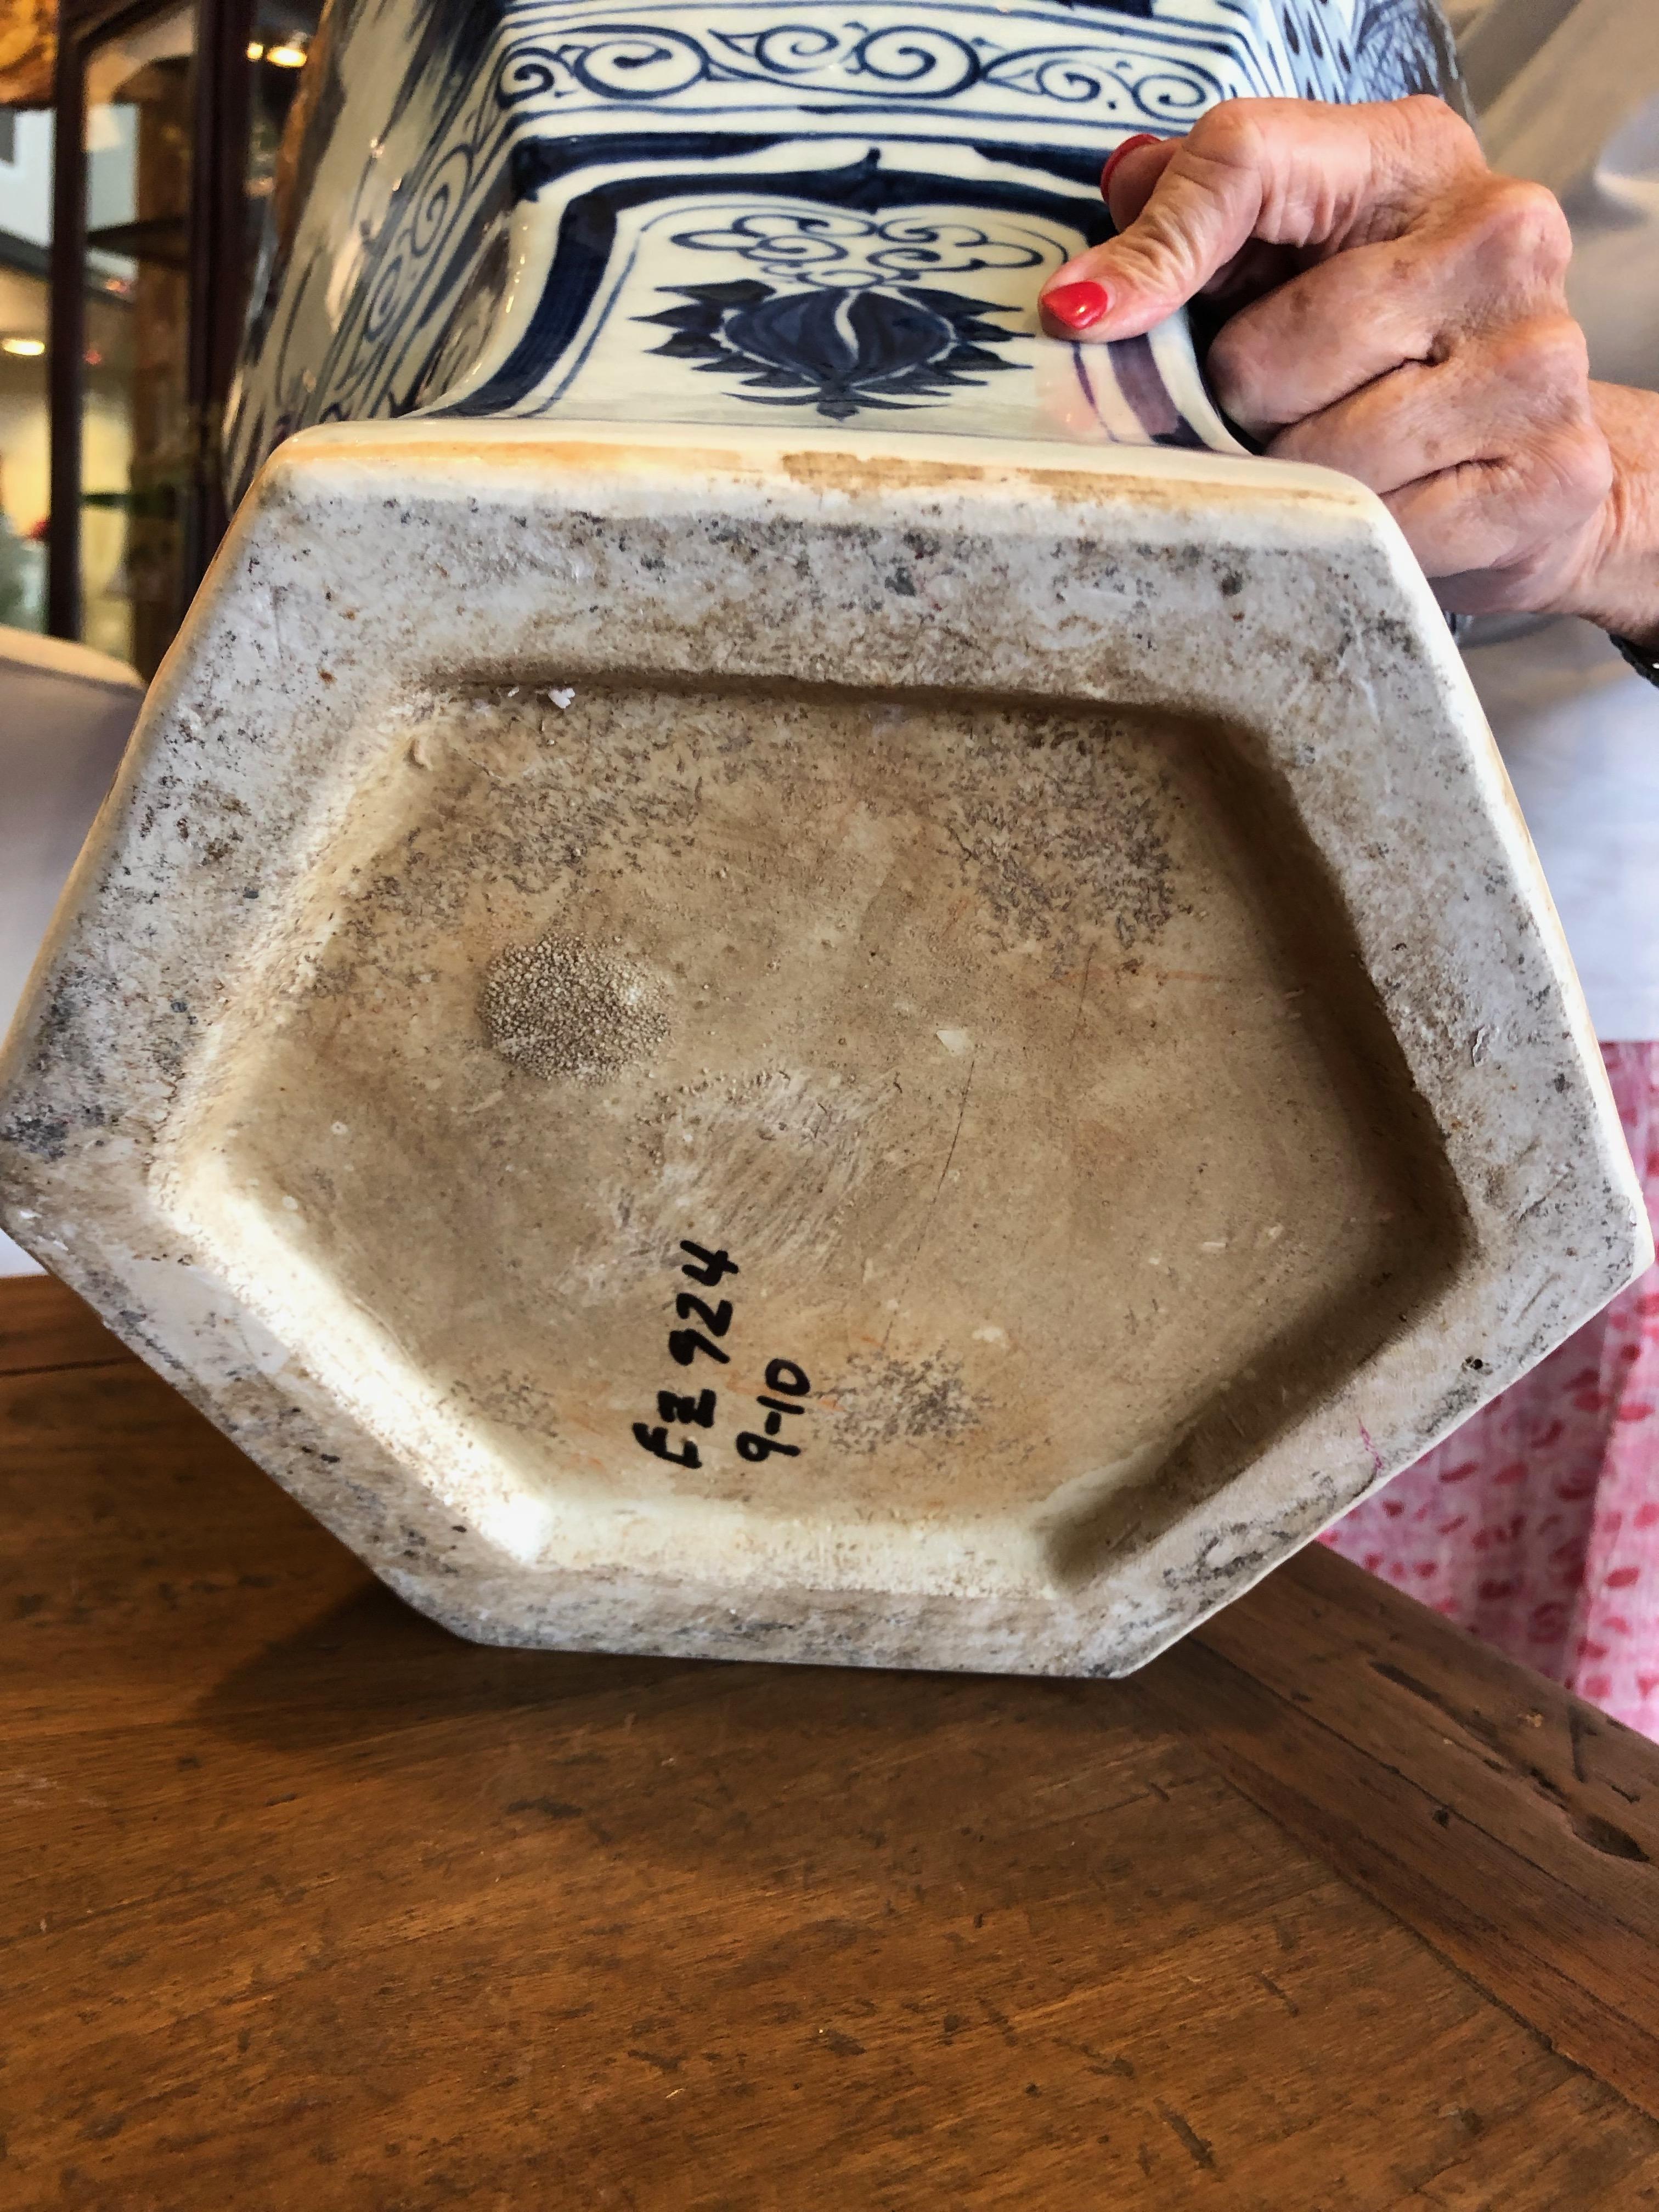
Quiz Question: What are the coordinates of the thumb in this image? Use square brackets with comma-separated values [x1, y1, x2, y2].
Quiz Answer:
[1039, 99, 1431, 343]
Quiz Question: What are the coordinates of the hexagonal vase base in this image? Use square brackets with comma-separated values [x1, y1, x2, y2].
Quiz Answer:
[1, 421, 1647, 1674]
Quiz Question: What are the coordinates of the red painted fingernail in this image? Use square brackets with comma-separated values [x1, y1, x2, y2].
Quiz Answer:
[1042, 280, 1111, 332]
[1101, 133, 1160, 198]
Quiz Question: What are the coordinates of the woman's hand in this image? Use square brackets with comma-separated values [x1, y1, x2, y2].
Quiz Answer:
[1040, 96, 1659, 640]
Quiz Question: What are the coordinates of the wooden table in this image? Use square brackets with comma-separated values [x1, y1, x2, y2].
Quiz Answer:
[5, 1273, 1659, 2208]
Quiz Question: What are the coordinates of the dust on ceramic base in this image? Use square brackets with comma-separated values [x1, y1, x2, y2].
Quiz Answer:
[0, 421, 1646, 1673]
[187, 678, 1451, 1598]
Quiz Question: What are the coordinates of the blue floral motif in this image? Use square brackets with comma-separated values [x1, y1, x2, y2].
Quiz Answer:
[640, 275, 1020, 416]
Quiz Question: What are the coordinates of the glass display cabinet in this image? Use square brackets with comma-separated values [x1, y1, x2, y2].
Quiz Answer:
[48, 0, 318, 676]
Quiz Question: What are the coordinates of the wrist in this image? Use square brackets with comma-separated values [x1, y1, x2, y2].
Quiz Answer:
[1564, 384, 1659, 648]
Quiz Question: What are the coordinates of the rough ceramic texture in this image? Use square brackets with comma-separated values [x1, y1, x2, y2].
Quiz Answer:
[0, 420, 1647, 1673]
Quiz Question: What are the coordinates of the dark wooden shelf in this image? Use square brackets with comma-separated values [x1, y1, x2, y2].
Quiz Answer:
[86, 213, 190, 269]
[4, 1272, 1658, 2205]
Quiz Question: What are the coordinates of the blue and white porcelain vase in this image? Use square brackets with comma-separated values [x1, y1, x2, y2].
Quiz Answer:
[228, 0, 1461, 484]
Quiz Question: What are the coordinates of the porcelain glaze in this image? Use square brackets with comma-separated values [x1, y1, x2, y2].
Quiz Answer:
[2, 1, 1645, 1678]
[227, 0, 1459, 484]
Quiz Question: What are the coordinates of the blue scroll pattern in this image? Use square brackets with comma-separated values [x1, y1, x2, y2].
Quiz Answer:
[492, 17, 1235, 122]
[667, 210, 1046, 289]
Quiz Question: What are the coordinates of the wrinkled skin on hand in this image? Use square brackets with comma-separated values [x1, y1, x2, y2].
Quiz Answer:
[1041, 97, 1659, 641]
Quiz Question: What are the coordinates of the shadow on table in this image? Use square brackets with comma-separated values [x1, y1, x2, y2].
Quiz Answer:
[192, 1577, 1207, 1922]
[195, 1568, 1192, 1775]
[193, 1580, 701, 1750]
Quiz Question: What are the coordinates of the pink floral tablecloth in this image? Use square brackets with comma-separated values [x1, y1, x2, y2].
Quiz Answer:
[1324, 1044, 1659, 1736]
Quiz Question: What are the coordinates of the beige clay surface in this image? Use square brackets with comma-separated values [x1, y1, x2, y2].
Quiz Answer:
[179, 680, 1455, 1595]
[0, 422, 1645, 1671]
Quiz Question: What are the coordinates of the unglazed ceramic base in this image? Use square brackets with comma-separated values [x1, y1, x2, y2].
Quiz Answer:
[1, 421, 1647, 1672]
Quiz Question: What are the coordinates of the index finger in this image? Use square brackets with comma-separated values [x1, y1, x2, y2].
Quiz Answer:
[1040, 96, 1482, 342]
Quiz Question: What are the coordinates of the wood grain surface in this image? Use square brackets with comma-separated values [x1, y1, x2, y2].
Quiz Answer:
[4, 1277, 1659, 2209]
